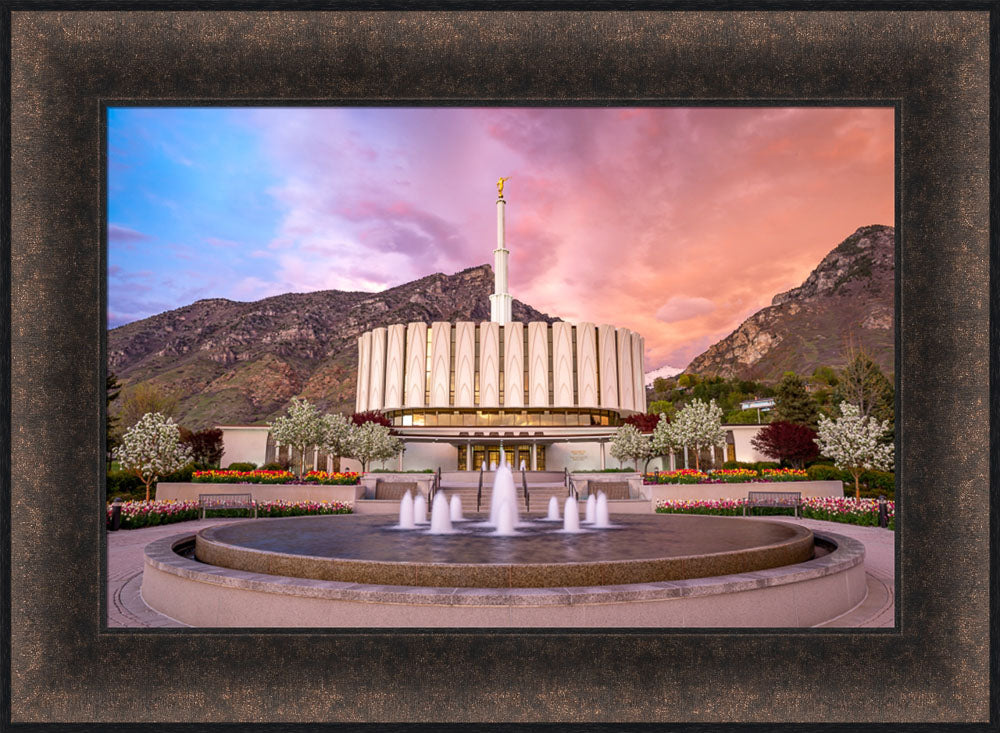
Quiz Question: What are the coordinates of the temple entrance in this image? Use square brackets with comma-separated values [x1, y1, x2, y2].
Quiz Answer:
[458, 444, 545, 471]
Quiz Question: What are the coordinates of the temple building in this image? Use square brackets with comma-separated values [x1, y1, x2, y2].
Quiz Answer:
[352, 180, 646, 472]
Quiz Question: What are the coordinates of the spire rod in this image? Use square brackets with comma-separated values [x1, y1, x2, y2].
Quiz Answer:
[490, 178, 513, 324]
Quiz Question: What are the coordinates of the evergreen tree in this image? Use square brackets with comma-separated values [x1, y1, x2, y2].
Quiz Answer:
[835, 346, 892, 420]
[106, 372, 122, 467]
[771, 372, 819, 428]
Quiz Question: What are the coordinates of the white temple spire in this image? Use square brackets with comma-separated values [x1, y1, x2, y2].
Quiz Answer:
[490, 178, 513, 324]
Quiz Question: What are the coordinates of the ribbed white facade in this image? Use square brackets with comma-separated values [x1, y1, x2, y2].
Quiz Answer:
[356, 321, 646, 415]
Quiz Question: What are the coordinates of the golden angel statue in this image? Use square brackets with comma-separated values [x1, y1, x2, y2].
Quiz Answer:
[496, 176, 511, 198]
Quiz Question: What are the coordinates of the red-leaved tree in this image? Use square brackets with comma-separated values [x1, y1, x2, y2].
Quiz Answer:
[623, 413, 661, 434]
[351, 410, 392, 428]
[750, 421, 819, 468]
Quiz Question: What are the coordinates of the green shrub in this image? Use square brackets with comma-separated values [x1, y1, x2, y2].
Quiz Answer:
[259, 462, 285, 471]
[860, 469, 895, 494]
[106, 470, 144, 498]
[722, 461, 758, 471]
[753, 461, 781, 471]
[807, 464, 845, 482]
[227, 462, 258, 472]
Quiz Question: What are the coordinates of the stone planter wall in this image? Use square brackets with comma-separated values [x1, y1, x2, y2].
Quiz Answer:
[155, 482, 365, 505]
[642, 480, 844, 503]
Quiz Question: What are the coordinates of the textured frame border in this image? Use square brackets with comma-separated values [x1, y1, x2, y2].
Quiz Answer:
[6, 6, 992, 726]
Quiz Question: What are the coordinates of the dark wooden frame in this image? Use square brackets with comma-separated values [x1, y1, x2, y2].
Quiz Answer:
[5, 4, 993, 727]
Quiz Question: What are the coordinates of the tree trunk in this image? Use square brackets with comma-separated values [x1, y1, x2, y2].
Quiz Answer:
[333, 455, 341, 472]
[854, 471, 861, 500]
[145, 477, 154, 502]
[694, 446, 700, 471]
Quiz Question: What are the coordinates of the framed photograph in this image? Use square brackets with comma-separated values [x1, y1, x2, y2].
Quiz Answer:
[6, 4, 992, 727]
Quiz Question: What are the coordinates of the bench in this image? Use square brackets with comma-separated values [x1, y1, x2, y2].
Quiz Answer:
[373, 480, 418, 501]
[743, 491, 801, 518]
[589, 481, 631, 500]
[199, 493, 256, 519]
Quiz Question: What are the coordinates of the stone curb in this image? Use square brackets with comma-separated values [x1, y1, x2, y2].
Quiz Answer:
[144, 529, 864, 607]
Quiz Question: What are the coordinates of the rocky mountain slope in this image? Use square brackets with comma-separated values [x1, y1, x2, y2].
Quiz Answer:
[683, 225, 894, 380]
[109, 265, 557, 429]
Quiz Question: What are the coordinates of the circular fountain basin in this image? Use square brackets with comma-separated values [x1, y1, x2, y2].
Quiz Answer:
[194, 513, 815, 588]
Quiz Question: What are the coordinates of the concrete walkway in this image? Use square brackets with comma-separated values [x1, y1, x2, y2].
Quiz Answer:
[107, 516, 895, 628]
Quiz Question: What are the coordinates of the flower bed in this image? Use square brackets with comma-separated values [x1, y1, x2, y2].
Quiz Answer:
[655, 497, 894, 530]
[106, 499, 353, 530]
[644, 467, 811, 484]
[192, 469, 360, 485]
[302, 471, 363, 485]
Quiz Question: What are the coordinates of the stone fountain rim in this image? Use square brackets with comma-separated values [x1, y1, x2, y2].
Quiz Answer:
[144, 525, 864, 605]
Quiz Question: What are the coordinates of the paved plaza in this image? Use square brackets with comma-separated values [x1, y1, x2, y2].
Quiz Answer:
[108, 515, 895, 629]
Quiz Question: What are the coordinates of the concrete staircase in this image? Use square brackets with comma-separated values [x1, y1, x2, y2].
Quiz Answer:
[436, 470, 570, 514]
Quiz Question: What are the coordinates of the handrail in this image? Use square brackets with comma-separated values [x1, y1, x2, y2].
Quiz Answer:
[565, 467, 575, 498]
[476, 465, 485, 513]
[521, 468, 530, 513]
[431, 466, 440, 503]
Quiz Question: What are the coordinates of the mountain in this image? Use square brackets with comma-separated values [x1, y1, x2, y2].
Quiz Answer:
[683, 225, 894, 380]
[108, 265, 558, 429]
[644, 364, 683, 385]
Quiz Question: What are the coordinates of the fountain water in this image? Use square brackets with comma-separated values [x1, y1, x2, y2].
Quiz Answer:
[492, 499, 517, 536]
[561, 496, 582, 533]
[428, 492, 456, 534]
[583, 494, 597, 524]
[397, 490, 415, 529]
[450, 494, 465, 522]
[594, 491, 613, 528]
[488, 456, 521, 528]
[546, 496, 560, 521]
[413, 493, 428, 524]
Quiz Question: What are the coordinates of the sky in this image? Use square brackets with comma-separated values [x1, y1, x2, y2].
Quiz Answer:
[108, 106, 894, 371]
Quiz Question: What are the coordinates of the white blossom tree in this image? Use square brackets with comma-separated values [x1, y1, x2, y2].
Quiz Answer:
[649, 415, 682, 471]
[670, 398, 726, 471]
[609, 424, 651, 470]
[346, 421, 404, 472]
[320, 412, 354, 472]
[269, 397, 326, 477]
[815, 402, 894, 499]
[114, 412, 193, 501]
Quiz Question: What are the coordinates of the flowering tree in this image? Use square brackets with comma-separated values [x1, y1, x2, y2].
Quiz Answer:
[114, 412, 193, 501]
[320, 412, 354, 472]
[750, 421, 820, 468]
[346, 421, 404, 472]
[650, 416, 682, 470]
[269, 397, 327, 477]
[609, 423, 651, 470]
[670, 398, 725, 470]
[814, 402, 894, 499]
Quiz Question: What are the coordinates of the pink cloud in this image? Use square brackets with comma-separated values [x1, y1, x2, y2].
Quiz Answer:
[247, 107, 893, 372]
[108, 224, 152, 242]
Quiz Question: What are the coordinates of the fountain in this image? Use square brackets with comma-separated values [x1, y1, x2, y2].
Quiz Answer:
[428, 491, 457, 535]
[413, 493, 428, 524]
[593, 491, 614, 528]
[561, 496, 582, 533]
[487, 452, 522, 528]
[148, 507, 867, 627]
[395, 490, 415, 529]
[544, 496, 560, 521]
[583, 493, 597, 524]
[450, 494, 465, 522]
[491, 499, 518, 536]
